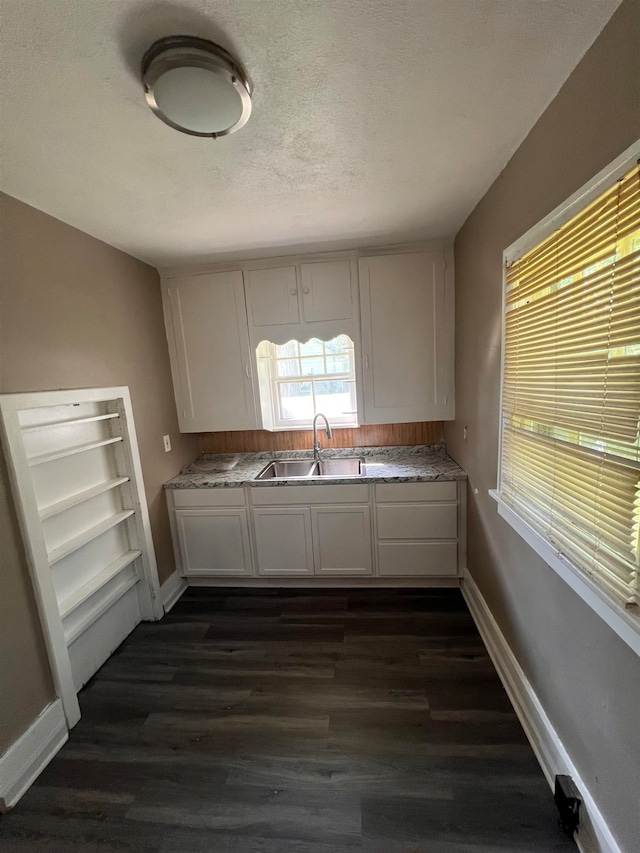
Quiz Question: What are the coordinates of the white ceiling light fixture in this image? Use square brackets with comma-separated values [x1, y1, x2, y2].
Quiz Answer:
[141, 36, 252, 138]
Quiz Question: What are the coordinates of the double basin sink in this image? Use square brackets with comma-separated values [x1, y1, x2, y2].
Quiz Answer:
[255, 457, 365, 480]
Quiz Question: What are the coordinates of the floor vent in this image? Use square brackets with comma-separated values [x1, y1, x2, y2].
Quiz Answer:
[554, 774, 582, 838]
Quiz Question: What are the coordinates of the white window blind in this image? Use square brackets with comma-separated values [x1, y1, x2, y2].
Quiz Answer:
[500, 163, 640, 608]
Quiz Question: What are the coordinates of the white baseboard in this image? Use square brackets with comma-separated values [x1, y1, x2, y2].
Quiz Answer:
[160, 569, 187, 613]
[0, 699, 68, 812]
[187, 576, 461, 588]
[461, 568, 621, 853]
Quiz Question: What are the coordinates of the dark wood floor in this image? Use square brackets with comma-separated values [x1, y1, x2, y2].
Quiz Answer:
[0, 588, 574, 852]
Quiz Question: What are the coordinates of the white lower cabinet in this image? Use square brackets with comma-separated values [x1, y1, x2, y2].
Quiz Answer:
[375, 482, 461, 577]
[253, 507, 314, 576]
[167, 479, 464, 581]
[253, 504, 372, 577]
[312, 506, 372, 576]
[175, 509, 252, 577]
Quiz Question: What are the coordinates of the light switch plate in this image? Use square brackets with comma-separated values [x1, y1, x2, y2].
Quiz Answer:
[163, 434, 171, 452]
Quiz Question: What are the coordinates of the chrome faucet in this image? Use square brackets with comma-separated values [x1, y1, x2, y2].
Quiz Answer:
[312, 413, 332, 461]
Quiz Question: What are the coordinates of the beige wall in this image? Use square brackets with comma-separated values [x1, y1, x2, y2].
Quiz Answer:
[0, 194, 199, 751]
[0, 449, 55, 751]
[446, 2, 640, 851]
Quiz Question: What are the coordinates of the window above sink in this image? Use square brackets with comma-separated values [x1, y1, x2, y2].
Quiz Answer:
[256, 335, 358, 431]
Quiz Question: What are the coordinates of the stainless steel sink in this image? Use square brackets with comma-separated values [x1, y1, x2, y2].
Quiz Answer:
[255, 457, 365, 480]
[313, 457, 364, 477]
[255, 459, 316, 480]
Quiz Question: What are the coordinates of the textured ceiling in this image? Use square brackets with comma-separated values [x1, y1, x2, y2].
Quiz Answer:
[0, 0, 621, 267]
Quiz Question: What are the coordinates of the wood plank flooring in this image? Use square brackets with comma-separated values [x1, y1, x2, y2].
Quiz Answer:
[0, 589, 574, 852]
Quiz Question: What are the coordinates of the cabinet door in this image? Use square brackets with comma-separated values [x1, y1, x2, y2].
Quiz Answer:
[175, 509, 253, 577]
[358, 252, 454, 423]
[246, 266, 300, 326]
[253, 507, 314, 576]
[163, 272, 257, 432]
[300, 261, 353, 322]
[311, 505, 372, 576]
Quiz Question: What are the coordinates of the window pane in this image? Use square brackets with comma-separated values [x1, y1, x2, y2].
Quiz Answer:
[314, 379, 356, 417]
[326, 354, 351, 374]
[278, 382, 313, 421]
[299, 338, 324, 356]
[276, 359, 300, 377]
[300, 356, 325, 375]
[275, 341, 298, 358]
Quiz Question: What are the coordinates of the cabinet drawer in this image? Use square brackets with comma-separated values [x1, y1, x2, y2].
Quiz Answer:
[250, 484, 369, 505]
[377, 503, 457, 539]
[172, 488, 245, 508]
[378, 542, 458, 576]
[375, 481, 457, 502]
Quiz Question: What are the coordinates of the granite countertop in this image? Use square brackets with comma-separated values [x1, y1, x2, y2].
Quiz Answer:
[164, 445, 466, 489]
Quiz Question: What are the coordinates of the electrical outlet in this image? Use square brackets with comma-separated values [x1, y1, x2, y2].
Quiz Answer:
[163, 434, 171, 452]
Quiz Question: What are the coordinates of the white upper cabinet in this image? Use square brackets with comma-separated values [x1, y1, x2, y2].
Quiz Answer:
[161, 248, 454, 432]
[245, 266, 300, 326]
[299, 260, 353, 322]
[245, 260, 354, 331]
[163, 272, 258, 432]
[358, 251, 454, 424]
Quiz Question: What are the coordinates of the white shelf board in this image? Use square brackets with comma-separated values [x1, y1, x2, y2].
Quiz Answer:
[64, 574, 141, 646]
[39, 477, 130, 520]
[48, 509, 135, 566]
[28, 436, 123, 467]
[58, 549, 142, 619]
[21, 413, 120, 434]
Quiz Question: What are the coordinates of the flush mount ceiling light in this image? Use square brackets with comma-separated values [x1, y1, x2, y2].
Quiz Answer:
[141, 36, 252, 138]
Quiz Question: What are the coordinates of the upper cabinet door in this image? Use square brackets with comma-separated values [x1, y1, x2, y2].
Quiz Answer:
[163, 272, 258, 432]
[358, 252, 454, 424]
[300, 260, 353, 322]
[246, 266, 300, 326]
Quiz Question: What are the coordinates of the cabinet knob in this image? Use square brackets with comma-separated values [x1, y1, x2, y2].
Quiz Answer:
[303, 287, 310, 294]
[290, 289, 297, 296]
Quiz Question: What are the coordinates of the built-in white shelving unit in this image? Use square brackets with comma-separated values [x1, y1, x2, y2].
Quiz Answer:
[0, 387, 163, 728]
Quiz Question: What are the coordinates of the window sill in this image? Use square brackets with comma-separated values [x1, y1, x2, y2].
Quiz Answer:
[489, 489, 640, 657]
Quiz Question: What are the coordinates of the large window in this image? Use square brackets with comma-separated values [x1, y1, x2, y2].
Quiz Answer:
[497, 161, 640, 613]
[256, 335, 357, 430]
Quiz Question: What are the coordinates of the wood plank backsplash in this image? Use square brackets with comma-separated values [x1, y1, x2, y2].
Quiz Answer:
[199, 422, 444, 453]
